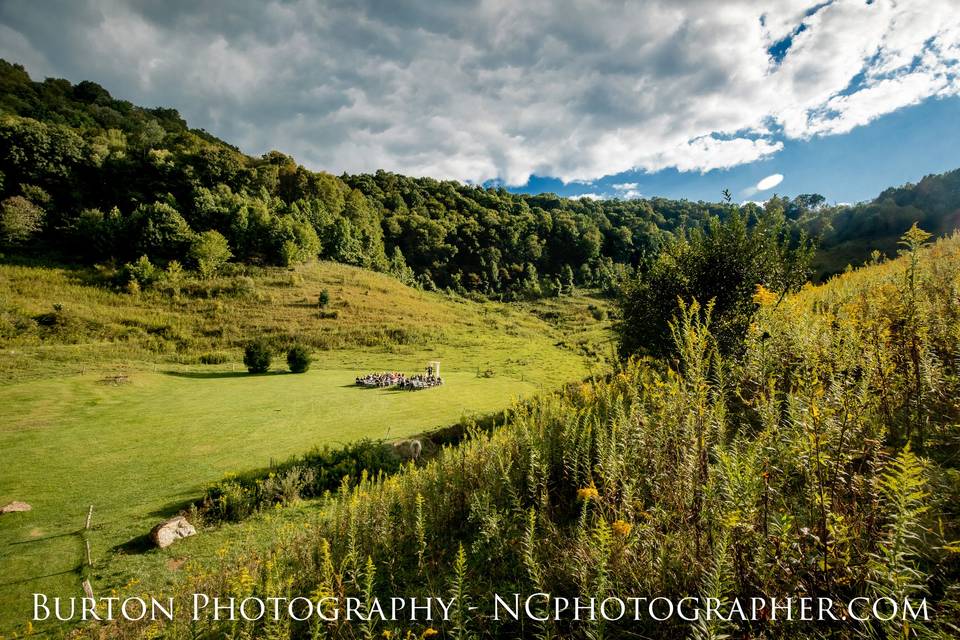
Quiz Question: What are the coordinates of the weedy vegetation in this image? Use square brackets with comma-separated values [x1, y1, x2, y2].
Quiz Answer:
[58, 228, 960, 640]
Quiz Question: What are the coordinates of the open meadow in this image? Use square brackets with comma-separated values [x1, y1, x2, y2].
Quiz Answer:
[0, 260, 612, 634]
[49, 231, 960, 640]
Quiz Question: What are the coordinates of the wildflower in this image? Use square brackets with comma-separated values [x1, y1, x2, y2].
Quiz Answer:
[577, 486, 599, 501]
[422, 628, 439, 638]
[382, 631, 393, 639]
[611, 519, 632, 537]
[753, 284, 778, 306]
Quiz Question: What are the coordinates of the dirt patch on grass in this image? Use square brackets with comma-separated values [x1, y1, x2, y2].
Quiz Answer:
[166, 557, 186, 572]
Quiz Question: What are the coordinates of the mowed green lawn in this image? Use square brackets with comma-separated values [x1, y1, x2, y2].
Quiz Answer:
[0, 365, 535, 631]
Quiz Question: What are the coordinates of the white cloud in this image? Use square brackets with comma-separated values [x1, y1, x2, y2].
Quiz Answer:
[612, 182, 642, 198]
[756, 174, 785, 191]
[0, 0, 957, 184]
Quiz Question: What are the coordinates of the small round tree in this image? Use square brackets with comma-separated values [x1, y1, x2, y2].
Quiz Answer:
[243, 340, 272, 373]
[287, 345, 311, 373]
[318, 289, 330, 309]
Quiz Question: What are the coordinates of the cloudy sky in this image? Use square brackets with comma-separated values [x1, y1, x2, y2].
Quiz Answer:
[1, 0, 958, 203]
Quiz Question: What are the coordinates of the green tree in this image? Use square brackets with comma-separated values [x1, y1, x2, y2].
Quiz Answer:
[243, 340, 272, 374]
[129, 201, 196, 261]
[560, 264, 575, 295]
[190, 230, 232, 278]
[0, 195, 44, 244]
[286, 345, 311, 373]
[617, 204, 814, 358]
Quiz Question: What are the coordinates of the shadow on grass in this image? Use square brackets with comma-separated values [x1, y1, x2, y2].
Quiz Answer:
[109, 497, 203, 556]
[0, 568, 78, 587]
[7, 530, 77, 546]
[147, 497, 200, 520]
[162, 370, 289, 379]
[113, 533, 154, 555]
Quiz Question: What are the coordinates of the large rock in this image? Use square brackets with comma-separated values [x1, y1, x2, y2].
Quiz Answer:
[0, 501, 31, 514]
[150, 516, 197, 549]
[393, 439, 422, 461]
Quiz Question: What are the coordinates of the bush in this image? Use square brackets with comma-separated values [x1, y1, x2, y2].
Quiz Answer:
[318, 289, 330, 308]
[588, 304, 608, 321]
[1, 195, 44, 244]
[198, 439, 402, 524]
[286, 344, 311, 373]
[243, 340, 271, 373]
[190, 230, 232, 279]
[121, 255, 159, 289]
[198, 351, 229, 365]
[616, 204, 813, 358]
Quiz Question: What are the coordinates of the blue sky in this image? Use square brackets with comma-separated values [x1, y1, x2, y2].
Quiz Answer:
[511, 95, 960, 204]
[1, 1, 958, 204]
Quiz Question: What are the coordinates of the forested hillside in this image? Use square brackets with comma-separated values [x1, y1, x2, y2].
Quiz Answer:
[796, 169, 960, 277]
[2, 59, 958, 297]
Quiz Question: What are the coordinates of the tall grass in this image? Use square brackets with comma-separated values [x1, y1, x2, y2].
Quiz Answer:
[73, 233, 960, 639]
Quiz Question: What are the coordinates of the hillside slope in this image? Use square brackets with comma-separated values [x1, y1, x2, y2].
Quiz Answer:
[0, 258, 611, 384]
[59, 232, 960, 640]
[4, 59, 959, 298]
[807, 168, 960, 276]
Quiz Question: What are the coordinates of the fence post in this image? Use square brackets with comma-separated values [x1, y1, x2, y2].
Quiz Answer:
[81, 505, 94, 599]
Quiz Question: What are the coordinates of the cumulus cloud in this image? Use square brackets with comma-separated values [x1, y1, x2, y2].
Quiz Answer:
[1, 0, 957, 184]
[612, 182, 642, 199]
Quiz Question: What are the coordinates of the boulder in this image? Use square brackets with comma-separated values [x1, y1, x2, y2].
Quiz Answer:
[393, 439, 422, 461]
[150, 516, 197, 549]
[0, 501, 31, 514]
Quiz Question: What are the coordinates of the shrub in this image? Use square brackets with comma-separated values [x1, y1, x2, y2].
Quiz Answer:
[616, 204, 813, 358]
[243, 340, 271, 373]
[286, 344, 311, 373]
[198, 351, 229, 365]
[0, 195, 44, 244]
[197, 439, 402, 524]
[190, 230, 232, 279]
[588, 305, 607, 321]
[318, 289, 330, 308]
[122, 255, 159, 288]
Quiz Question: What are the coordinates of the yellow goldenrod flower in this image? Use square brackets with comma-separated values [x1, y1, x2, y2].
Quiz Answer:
[753, 284, 778, 306]
[612, 519, 632, 537]
[577, 486, 599, 501]
[422, 628, 439, 638]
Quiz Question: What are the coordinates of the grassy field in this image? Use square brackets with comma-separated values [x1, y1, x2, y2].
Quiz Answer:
[0, 260, 612, 635]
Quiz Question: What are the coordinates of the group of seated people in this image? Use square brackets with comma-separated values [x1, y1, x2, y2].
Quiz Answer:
[355, 371, 407, 387]
[354, 369, 443, 390]
[396, 373, 443, 390]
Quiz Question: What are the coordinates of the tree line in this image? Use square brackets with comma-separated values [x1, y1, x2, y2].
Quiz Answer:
[1, 59, 957, 299]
